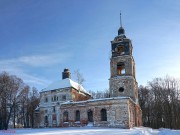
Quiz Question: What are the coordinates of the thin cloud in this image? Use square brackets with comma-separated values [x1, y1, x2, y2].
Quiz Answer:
[0, 66, 49, 87]
[18, 53, 72, 67]
[0, 52, 72, 89]
[20, 72, 50, 86]
[0, 52, 72, 67]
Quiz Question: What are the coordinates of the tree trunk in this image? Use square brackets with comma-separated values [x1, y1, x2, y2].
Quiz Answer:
[13, 105, 16, 128]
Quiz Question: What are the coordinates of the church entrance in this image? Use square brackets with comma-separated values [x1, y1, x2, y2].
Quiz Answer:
[87, 110, 93, 122]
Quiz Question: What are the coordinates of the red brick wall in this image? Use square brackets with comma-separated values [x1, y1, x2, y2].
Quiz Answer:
[71, 88, 91, 101]
[60, 98, 133, 128]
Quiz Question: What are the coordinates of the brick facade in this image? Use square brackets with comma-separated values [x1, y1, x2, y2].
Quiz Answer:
[60, 97, 141, 128]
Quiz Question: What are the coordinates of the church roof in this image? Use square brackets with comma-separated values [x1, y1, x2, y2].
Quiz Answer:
[41, 78, 89, 94]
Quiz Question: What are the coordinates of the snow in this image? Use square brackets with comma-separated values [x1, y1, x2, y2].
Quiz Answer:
[41, 78, 89, 94]
[112, 75, 133, 79]
[1, 127, 179, 135]
[61, 96, 132, 105]
[87, 122, 93, 127]
[74, 121, 81, 124]
[157, 128, 179, 135]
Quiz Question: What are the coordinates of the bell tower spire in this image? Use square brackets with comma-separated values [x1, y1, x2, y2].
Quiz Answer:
[118, 12, 125, 36]
[120, 11, 122, 27]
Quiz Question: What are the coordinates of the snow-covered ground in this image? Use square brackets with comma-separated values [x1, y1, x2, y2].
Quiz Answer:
[0, 127, 179, 135]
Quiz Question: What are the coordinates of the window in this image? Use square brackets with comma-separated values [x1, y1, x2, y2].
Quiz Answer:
[119, 87, 124, 92]
[51, 95, 58, 102]
[117, 46, 125, 55]
[117, 62, 125, 75]
[101, 109, 107, 121]
[75, 110, 80, 121]
[45, 116, 48, 123]
[53, 106, 55, 113]
[45, 97, 48, 102]
[87, 110, 93, 122]
[44, 116, 48, 127]
[63, 111, 68, 122]
[62, 95, 66, 100]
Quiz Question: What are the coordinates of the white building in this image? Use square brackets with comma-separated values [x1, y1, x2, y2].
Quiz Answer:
[36, 69, 91, 127]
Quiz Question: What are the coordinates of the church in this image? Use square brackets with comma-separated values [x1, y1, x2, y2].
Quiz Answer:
[36, 17, 142, 128]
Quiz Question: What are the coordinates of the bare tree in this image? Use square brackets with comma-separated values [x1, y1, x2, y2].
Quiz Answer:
[18, 85, 30, 128]
[28, 87, 40, 128]
[73, 69, 86, 93]
[0, 72, 25, 130]
[138, 76, 180, 129]
[73, 69, 85, 85]
[0, 72, 40, 129]
[88, 89, 110, 99]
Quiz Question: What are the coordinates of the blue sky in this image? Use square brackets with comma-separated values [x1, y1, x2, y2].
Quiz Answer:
[0, 0, 180, 91]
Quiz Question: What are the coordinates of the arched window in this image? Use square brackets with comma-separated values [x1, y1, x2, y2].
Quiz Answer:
[101, 109, 107, 121]
[54, 95, 57, 101]
[75, 110, 80, 121]
[45, 116, 48, 122]
[117, 46, 125, 55]
[44, 116, 48, 127]
[87, 110, 93, 122]
[117, 62, 125, 75]
[53, 106, 55, 113]
[45, 97, 48, 102]
[63, 111, 68, 122]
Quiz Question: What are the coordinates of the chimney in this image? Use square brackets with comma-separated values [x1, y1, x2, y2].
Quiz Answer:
[62, 68, 71, 79]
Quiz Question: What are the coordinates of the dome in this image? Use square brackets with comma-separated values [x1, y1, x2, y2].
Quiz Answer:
[118, 26, 125, 35]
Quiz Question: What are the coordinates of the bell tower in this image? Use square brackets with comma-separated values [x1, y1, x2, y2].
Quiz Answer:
[109, 13, 138, 103]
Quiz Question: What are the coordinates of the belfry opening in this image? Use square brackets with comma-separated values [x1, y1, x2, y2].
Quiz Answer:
[117, 62, 125, 75]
